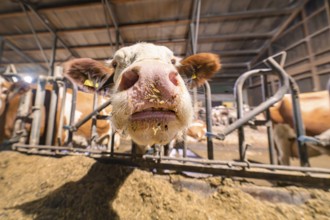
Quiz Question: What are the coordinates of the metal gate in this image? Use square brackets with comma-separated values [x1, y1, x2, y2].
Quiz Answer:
[8, 52, 330, 187]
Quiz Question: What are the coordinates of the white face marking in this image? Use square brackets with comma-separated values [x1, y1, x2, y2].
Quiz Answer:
[64, 93, 83, 124]
[110, 43, 193, 146]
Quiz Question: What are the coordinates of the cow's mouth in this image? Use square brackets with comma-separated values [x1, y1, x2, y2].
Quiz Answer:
[130, 108, 177, 121]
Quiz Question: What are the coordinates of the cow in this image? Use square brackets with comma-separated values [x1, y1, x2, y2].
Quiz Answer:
[0, 74, 120, 150]
[270, 90, 330, 165]
[186, 119, 207, 142]
[64, 42, 221, 153]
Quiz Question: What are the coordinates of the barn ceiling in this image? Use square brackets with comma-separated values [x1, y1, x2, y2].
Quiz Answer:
[0, 0, 309, 94]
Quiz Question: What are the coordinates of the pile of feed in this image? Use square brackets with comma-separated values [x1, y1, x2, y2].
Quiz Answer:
[0, 151, 329, 220]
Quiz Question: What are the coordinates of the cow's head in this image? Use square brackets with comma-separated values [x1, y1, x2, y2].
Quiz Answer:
[0, 77, 30, 115]
[64, 43, 220, 147]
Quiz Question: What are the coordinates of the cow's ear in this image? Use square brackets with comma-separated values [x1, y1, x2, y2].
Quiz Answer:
[178, 53, 221, 88]
[63, 58, 114, 93]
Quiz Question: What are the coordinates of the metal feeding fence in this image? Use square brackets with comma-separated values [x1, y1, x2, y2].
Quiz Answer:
[8, 52, 330, 187]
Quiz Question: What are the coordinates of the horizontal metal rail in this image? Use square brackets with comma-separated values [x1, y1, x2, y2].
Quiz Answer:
[12, 143, 330, 187]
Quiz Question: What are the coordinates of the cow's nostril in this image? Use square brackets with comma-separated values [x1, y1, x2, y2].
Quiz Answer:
[169, 72, 179, 86]
[118, 69, 139, 91]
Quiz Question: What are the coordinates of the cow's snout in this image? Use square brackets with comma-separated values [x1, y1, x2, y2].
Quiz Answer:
[117, 61, 180, 93]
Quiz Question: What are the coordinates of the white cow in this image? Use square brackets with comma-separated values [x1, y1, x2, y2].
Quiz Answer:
[64, 43, 221, 153]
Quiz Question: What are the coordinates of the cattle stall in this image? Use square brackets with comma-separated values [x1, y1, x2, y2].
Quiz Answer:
[6, 51, 329, 187]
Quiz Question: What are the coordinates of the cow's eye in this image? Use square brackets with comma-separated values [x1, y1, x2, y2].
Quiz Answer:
[112, 61, 118, 68]
[171, 58, 176, 65]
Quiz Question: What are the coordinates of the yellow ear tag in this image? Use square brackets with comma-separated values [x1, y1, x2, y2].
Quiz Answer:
[84, 79, 99, 88]
[192, 73, 197, 79]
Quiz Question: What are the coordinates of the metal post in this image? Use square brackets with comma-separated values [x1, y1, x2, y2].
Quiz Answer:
[49, 35, 58, 76]
[91, 92, 99, 148]
[19, 2, 49, 66]
[45, 80, 58, 145]
[29, 76, 46, 145]
[236, 84, 245, 162]
[56, 81, 67, 146]
[203, 81, 214, 159]
[0, 36, 4, 62]
[261, 75, 276, 164]
[288, 77, 309, 166]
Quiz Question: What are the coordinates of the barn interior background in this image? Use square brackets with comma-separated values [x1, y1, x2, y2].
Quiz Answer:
[1, 0, 329, 107]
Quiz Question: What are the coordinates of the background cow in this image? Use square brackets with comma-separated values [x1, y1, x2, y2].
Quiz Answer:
[0, 74, 120, 150]
[270, 90, 330, 165]
[64, 43, 220, 153]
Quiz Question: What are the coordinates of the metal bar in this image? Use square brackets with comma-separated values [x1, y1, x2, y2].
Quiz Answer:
[56, 81, 67, 146]
[0, 36, 4, 62]
[64, 78, 77, 145]
[209, 54, 290, 139]
[104, 0, 124, 48]
[288, 76, 309, 167]
[4, 39, 48, 72]
[24, 3, 79, 58]
[203, 81, 214, 160]
[261, 75, 276, 164]
[213, 49, 260, 56]
[29, 76, 46, 145]
[0, 1, 300, 21]
[45, 80, 58, 145]
[193, 0, 201, 54]
[110, 130, 116, 155]
[91, 92, 99, 148]
[11, 142, 330, 176]
[49, 35, 57, 76]
[142, 155, 330, 174]
[19, 2, 49, 66]
[101, 0, 115, 54]
[69, 98, 112, 132]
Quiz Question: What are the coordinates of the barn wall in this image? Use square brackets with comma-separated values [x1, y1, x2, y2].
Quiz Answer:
[247, 0, 330, 106]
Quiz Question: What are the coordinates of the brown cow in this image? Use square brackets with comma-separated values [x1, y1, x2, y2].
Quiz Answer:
[64, 42, 220, 153]
[270, 90, 330, 165]
[0, 73, 120, 149]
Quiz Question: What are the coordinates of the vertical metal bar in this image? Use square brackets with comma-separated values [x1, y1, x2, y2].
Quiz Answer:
[261, 75, 276, 164]
[132, 142, 137, 159]
[65, 78, 77, 145]
[104, 0, 125, 46]
[182, 134, 187, 158]
[29, 76, 46, 145]
[203, 81, 214, 159]
[102, 0, 115, 55]
[192, 87, 198, 118]
[193, 0, 201, 53]
[288, 77, 309, 166]
[91, 92, 99, 148]
[236, 84, 245, 162]
[0, 36, 4, 62]
[49, 35, 58, 76]
[56, 81, 66, 146]
[24, 3, 79, 58]
[45, 79, 58, 145]
[110, 131, 116, 156]
[19, 2, 49, 66]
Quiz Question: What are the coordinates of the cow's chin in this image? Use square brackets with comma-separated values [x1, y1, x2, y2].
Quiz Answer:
[126, 118, 183, 146]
